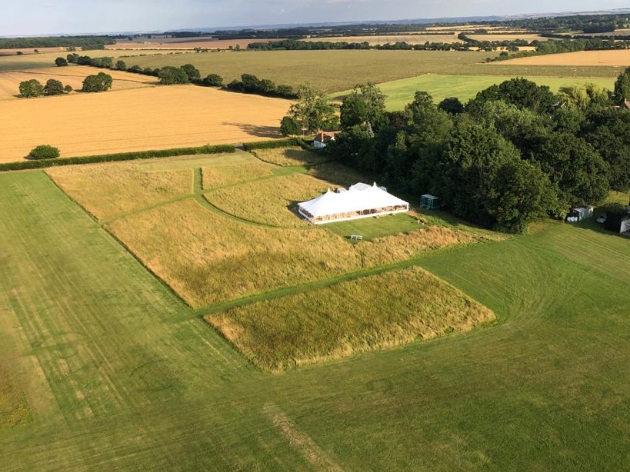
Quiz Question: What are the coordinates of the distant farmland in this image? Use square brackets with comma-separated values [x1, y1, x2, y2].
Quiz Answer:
[500, 49, 630, 66]
[0, 66, 155, 100]
[303, 34, 463, 45]
[118, 49, 622, 94]
[0, 85, 290, 163]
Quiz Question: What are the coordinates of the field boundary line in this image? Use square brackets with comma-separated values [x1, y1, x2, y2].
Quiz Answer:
[41, 171, 100, 223]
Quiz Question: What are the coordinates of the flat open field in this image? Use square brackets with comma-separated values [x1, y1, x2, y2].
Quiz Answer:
[109, 38, 282, 51]
[343, 74, 616, 110]
[3, 161, 630, 469]
[0, 85, 290, 163]
[208, 266, 495, 371]
[0, 50, 178, 72]
[0, 65, 156, 100]
[116, 50, 501, 93]
[304, 34, 463, 45]
[468, 33, 550, 42]
[118, 49, 622, 94]
[501, 49, 630, 66]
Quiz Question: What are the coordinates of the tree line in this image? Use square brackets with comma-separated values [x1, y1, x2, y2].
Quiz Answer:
[71, 53, 298, 99]
[297, 72, 630, 233]
[0, 36, 114, 50]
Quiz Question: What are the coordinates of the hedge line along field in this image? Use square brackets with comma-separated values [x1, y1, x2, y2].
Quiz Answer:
[207, 266, 495, 371]
[118, 49, 622, 93]
[0, 85, 289, 163]
[339, 74, 616, 110]
[4, 157, 630, 469]
[0, 65, 156, 100]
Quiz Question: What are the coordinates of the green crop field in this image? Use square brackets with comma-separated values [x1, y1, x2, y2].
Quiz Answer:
[115, 49, 623, 93]
[332, 74, 617, 110]
[2, 152, 630, 470]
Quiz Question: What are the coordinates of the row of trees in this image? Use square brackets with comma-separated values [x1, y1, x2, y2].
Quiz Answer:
[317, 71, 630, 233]
[19, 79, 72, 97]
[226, 74, 296, 98]
[0, 36, 114, 50]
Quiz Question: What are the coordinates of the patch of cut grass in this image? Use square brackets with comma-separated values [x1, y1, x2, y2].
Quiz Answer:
[331, 74, 616, 110]
[252, 146, 328, 167]
[207, 266, 495, 371]
[205, 173, 333, 227]
[325, 212, 425, 240]
[46, 160, 193, 221]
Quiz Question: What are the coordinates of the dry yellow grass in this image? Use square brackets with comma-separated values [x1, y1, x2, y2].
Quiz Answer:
[202, 159, 273, 189]
[499, 50, 630, 66]
[107, 196, 486, 306]
[207, 266, 495, 371]
[0, 85, 290, 163]
[308, 162, 372, 188]
[304, 34, 462, 45]
[252, 146, 328, 166]
[106, 198, 362, 306]
[109, 38, 280, 51]
[468, 34, 549, 42]
[47, 160, 193, 221]
[0, 65, 155, 100]
[205, 173, 332, 227]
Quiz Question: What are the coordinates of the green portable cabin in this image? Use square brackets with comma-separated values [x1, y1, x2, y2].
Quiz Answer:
[420, 194, 439, 210]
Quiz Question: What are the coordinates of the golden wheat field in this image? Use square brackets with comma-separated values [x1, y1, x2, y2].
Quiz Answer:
[500, 50, 630, 66]
[108, 38, 280, 51]
[207, 266, 495, 371]
[0, 65, 155, 100]
[304, 34, 463, 45]
[468, 34, 550, 42]
[0, 85, 290, 163]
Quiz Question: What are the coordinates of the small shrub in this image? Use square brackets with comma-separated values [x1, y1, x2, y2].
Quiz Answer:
[29, 145, 60, 160]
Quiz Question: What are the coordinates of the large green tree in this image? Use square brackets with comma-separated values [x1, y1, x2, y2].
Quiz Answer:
[340, 83, 387, 131]
[535, 132, 610, 207]
[44, 79, 65, 96]
[158, 66, 189, 85]
[613, 67, 630, 104]
[82, 72, 112, 92]
[19, 79, 44, 98]
[583, 108, 630, 191]
[287, 84, 338, 133]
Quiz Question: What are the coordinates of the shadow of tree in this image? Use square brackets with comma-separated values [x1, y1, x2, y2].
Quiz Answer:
[222, 122, 280, 138]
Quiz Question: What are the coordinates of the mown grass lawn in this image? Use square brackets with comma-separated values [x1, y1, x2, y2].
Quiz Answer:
[331, 74, 616, 110]
[1, 168, 630, 470]
[325, 212, 424, 239]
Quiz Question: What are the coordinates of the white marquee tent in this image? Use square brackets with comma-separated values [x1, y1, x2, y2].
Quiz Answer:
[298, 182, 409, 224]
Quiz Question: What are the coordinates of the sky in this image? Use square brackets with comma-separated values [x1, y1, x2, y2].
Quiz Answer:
[1, 0, 629, 36]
